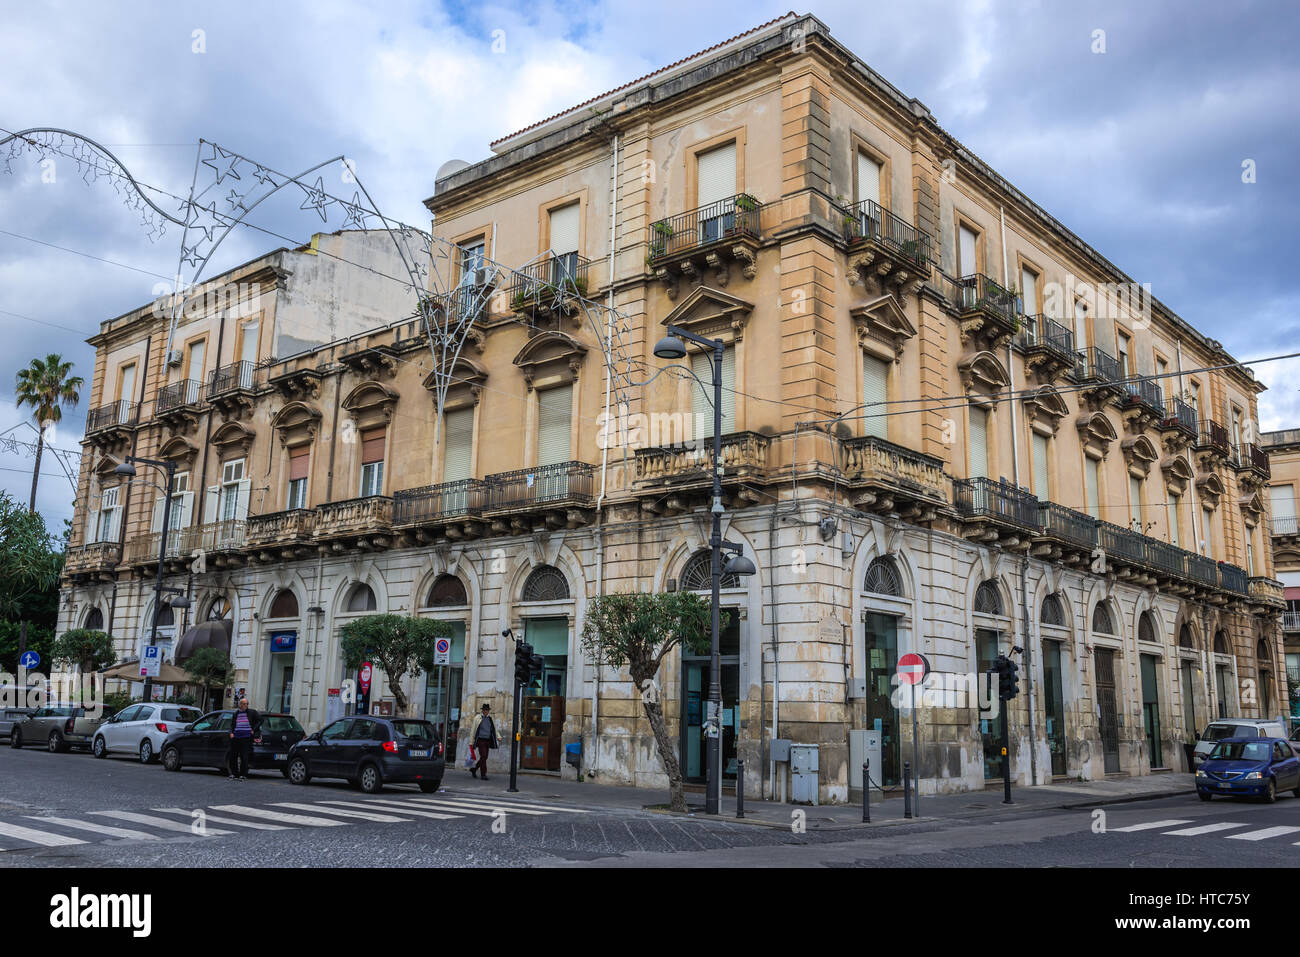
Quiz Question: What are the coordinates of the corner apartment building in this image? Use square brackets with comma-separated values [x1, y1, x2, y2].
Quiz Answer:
[1263, 429, 1300, 720]
[61, 13, 1286, 802]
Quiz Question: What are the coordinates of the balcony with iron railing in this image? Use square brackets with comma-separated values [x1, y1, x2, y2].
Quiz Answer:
[392, 479, 489, 527]
[1036, 502, 1097, 551]
[1194, 418, 1232, 466]
[1072, 347, 1121, 386]
[1218, 562, 1249, 596]
[1121, 375, 1166, 419]
[155, 378, 204, 415]
[1283, 611, 1300, 633]
[1159, 396, 1198, 437]
[207, 360, 262, 399]
[954, 477, 1039, 532]
[839, 435, 948, 516]
[86, 400, 140, 436]
[484, 461, 594, 519]
[647, 193, 762, 272]
[634, 432, 771, 496]
[1232, 442, 1271, 479]
[313, 496, 393, 547]
[956, 273, 1021, 343]
[1272, 515, 1299, 538]
[1017, 315, 1076, 381]
[507, 252, 592, 321]
[839, 198, 932, 283]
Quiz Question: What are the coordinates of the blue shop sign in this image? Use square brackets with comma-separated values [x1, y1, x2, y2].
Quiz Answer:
[270, 631, 297, 653]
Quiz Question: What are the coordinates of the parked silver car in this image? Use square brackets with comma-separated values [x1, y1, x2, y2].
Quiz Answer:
[92, 703, 203, 763]
[8, 704, 112, 752]
[0, 706, 36, 740]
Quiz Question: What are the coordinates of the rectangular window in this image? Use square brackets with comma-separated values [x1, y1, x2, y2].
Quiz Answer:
[360, 428, 385, 497]
[1129, 475, 1143, 531]
[239, 319, 260, 367]
[1117, 331, 1131, 377]
[220, 458, 249, 522]
[97, 486, 121, 542]
[958, 223, 979, 276]
[547, 203, 580, 257]
[1232, 408, 1243, 448]
[968, 406, 989, 478]
[1247, 535, 1256, 576]
[460, 239, 486, 279]
[1203, 507, 1215, 557]
[1085, 456, 1101, 519]
[287, 447, 309, 509]
[1189, 380, 1201, 413]
[1032, 433, 1050, 499]
[186, 339, 206, 383]
[1021, 266, 1040, 316]
[692, 347, 736, 437]
[861, 353, 889, 440]
[856, 150, 882, 208]
[1168, 493, 1180, 547]
[441, 407, 474, 482]
[117, 363, 136, 404]
[1073, 299, 1090, 353]
[1270, 485, 1296, 532]
[697, 142, 737, 209]
[153, 471, 192, 532]
[537, 384, 573, 467]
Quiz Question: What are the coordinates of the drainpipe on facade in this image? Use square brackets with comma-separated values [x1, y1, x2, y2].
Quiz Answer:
[767, 503, 780, 799]
[1021, 558, 1038, 785]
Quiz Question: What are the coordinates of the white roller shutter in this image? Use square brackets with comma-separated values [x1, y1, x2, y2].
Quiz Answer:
[697, 143, 737, 209]
[692, 347, 735, 437]
[1270, 485, 1296, 520]
[1032, 433, 1050, 499]
[1129, 475, 1143, 530]
[1168, 493, 1180, 547]
[537, 384, 573, 466]
[442, 407, 474, 482]
[959, 224, 978, 277]
[857, 151, 881, 207]
[968, 406, 988, 478]
[861, 353, 889, 439]
[1085, 457, 1101, 518]
[548, 203, 580, 256]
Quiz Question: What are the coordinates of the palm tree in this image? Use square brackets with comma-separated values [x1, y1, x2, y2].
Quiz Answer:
[14, 354, 83, 512]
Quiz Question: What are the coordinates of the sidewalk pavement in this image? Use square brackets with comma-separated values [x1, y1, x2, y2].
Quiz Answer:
[451, 768, 1196, 832]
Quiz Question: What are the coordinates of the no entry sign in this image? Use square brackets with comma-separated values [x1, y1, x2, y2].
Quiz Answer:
[897, 652, 930, 686]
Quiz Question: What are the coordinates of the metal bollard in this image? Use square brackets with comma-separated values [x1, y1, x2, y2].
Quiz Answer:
[903, 761, 913, 819]
[736, 759, 745, 819]
[862, 759, 871, 823]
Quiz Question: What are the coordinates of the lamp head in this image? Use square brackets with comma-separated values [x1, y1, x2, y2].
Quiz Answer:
[113, 461, 137, 477]
[653, 335, 686, 360]
[723, 551, 757, 577]
[168, 596, 191, 610]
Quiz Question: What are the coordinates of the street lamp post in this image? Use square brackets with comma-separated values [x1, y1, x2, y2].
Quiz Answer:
[654, 325, 757, 815]
[114, 455, 180, 701]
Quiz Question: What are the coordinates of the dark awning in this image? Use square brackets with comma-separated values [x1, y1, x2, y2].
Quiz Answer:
[175, 619, 232, 662]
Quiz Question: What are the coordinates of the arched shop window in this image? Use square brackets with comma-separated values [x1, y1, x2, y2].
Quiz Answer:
[864, 556, 903, 596]
[974, 580, 1003, 617]
[1092, 602, 1115, 635]
[1040, 594, 1066, 627]
[426, 574, 468, 607]
[268, 589, 299, 619]
[346, 583, 377, 612]
[522, 565, 569, 602]
[679, 550, 739, 591]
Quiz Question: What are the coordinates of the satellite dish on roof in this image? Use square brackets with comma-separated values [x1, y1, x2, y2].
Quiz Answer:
[436, 159, 471, 180]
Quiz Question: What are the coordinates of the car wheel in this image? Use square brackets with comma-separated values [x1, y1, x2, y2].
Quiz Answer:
[287, 757, 310, 785]
[48, 731, 66, 754]
[139, 740, 155, 764]
[1198, 791, 1213, 802]
[358, 763, 383, 794]
[1264, 779, 1278, 804]
[161, 746, 182, 772]
[9, 728, 21, 749]
[419, 779, 442, 794]
[92, 735, 107, 759]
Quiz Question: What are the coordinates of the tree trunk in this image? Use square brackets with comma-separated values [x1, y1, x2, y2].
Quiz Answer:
[641, 695, 688, 813]
[28, 428, 43, 513]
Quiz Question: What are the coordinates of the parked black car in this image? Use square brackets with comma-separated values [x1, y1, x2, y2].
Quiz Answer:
[160, 710, 306, 776]
[286, 716, 444, 794]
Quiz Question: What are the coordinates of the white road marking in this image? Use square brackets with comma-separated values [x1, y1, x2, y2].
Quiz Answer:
[426, 794, 590, 813]
[0, 820, 87, 847]
[1161, 822, 1251, 836]
[271, 802, 412, 823]
[90, 810, 233, 835]
[209, 805, 348, 827]
[403, 797, 549, 817]
[319, 799, 460, 821]
[1110, 819, 1193, 833]
[1227, 826, 1300, 841]
[29, 816, 160, 841]
[151, 808, 296, 831]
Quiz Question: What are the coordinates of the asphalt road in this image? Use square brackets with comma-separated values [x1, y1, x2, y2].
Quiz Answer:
[1, 744, 1298, 868]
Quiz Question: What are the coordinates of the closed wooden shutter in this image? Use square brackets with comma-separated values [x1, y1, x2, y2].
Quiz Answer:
[856, 151, 881, 207]
[442, 407, 474, 481]
[1085, 457, 1101, 518]
[692, 347, 735, 437]
[968, 406, 988, 478]
[1032, 433, 1050, 499]
[548, 203, 580, 256]
[696, 142, 737, 208]
[537, 385, 572, 466]
[151, 494, 165, 533]
[861, 353, 889, 439]
[235, 478, 251, 520]
[361, 428, 385, 465]
[289, 447, 310, 481]
[205, 485, 220, 525]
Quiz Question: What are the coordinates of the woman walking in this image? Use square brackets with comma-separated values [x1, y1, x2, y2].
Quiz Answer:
[467, 703, 500, 780]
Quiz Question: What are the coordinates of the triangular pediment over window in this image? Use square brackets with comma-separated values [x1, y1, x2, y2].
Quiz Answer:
[662, 285, 752, 342]
[850, 294, 916, 361]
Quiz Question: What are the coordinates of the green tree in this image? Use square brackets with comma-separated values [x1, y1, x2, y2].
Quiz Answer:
[339, 614, 451, 716]
[0, 493, 63, 669]
[50, 628, 116, 698]
[14, 353, 83, 512]
[581, 591, 715, 812]
[184, 647, 234, 711]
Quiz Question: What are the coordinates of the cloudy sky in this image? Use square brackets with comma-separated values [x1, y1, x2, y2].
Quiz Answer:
[2, 0, 1298, 533]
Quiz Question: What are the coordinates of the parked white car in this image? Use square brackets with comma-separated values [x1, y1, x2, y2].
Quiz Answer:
[92, 703, 203, 763]
[1193, 718, 1287, 765]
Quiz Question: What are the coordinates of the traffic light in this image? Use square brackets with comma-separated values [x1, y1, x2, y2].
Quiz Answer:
[514, 641, 534, 686]
[530, 654, 544, 682]
[998, 655, 1020, 701]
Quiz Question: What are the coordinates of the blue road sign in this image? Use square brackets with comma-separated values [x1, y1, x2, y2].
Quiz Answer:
[19, 651, 39, 670]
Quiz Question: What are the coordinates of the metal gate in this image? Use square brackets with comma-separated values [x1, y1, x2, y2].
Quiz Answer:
[1096, 649, 1121, 773]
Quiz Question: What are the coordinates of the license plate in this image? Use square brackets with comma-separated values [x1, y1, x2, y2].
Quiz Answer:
[408, 749, 429, 758]
[1218, 783, 1230, 788]
[274, 753, 287, 761]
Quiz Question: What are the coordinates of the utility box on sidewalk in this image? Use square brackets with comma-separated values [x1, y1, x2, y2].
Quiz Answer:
[790, 743, 819, 805]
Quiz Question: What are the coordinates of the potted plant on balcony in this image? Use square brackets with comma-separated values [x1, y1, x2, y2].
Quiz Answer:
[649, 221, 674, 259]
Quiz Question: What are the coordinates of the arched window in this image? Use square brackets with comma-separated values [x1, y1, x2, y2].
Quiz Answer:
[1178, 625, 1194, 649]
[426, 574, 468, 607]
[864, 556, 903, 596]
[1040, 594, 1066, 627]
[522, 565, 569, 602]
[206, 597, 233, 621]
[1257, 638, 1271, 662]
[346, 583, 377, 613]
[1091, 602, 1115, 635]
[1138, 612, 1156, 644]
[679, 551, 739, 591]
[1213, 630, 1229, 655]
[268, 589, 299, 619]
[85, 607, 104, 631]
[974, 580, 1003, 617]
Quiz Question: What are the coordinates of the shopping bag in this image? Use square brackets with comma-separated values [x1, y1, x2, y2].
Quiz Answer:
[463, 745, 477, 770]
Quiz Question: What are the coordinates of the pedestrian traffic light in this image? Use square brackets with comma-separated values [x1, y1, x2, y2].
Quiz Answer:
[514, 641, 534, 686]
[998, 655, 1020, 701]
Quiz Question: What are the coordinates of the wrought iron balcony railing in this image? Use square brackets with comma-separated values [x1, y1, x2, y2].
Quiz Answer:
[156, 378, 203, 414]
[507, 252, 592, 311]
[1122, 375, 1166, 417]
[392, 479, 489, 525]
[207, 360, 261, 398]
[1197, 418, 1231, 454]
[1095, 520, 1147, 568]
[485, 461, 594, 512]
[839, 199, 931, 268]
[1272, 515, 1299, 537]
[1018, 315, 1075, 358]
[86, 400, 139, 433]
[1185, 553, 1220, 588]
[1218, 562, 1249, 595]
[1073, 347, 1121, 384]
[1234, 442, 1270, 477]
[1283, 611, 1300, 632]
[1160, 396, 1198, 435]
[957, 273, 1020, 329]
[1037, 502, 1097, 549]
[648, 193, 761, 262]
[954, 477, 1039, 528]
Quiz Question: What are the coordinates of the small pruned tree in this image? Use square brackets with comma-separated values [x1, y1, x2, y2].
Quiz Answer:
[339, 614, 451, 716]
[581, 591, 717, 812]
[50, 628, 116, 699]
[184, 647, 234, 711]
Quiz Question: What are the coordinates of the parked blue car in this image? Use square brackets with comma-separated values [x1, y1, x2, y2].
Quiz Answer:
[1196, 737, 1300, 803]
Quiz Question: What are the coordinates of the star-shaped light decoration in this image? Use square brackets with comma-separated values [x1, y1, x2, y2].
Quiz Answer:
[252, 164, 277, 187]
[340, 192, 370, 229]
[180, 244, 203, 269]
[201, 143, 242, 186]
[299, 176, 332, 222]
[185, 201, 219, 244]
[226, 188, 248, 213]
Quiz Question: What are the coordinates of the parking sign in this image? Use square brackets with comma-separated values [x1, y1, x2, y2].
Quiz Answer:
[140, 645, 162, 678]
[434, 638, 450, 666]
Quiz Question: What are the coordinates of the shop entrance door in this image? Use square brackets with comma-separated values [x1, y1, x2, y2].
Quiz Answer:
[680, 607, 739, 785]
[1043, 639, 1067, 776]
[977, 628, 1004, 779]
[1096, 649, 1121, 773]
[863, 612, 900, 785]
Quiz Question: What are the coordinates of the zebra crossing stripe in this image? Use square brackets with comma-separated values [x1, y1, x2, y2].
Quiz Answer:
[151, 808, 296, 831]
[0, 820, 87, 847]
[29, 816, 160, 841]
[209, 805, 347, 827]
[1110, 819, 1193, 833]
[90, 810, 232, 836]
[319, 800, 460, 821]
[403, 797, 548, 817]
[429, 794, 591, 813]
[1161, 822, 1251, 836]
[1227, 826, 1300, 841]
[270, 802, 412, 824]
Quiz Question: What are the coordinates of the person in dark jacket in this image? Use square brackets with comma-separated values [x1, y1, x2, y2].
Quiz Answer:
[468, 703, 499, 780]
[227, 698, 262, 780]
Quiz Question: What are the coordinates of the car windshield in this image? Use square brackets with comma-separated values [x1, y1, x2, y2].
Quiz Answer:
[261, 716, 303, 733]
[1204, 724, 1249, 742]
[391, 720, 435, 741]
[162, 708, 201, 723]
[1209, 741, 1271, 762]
